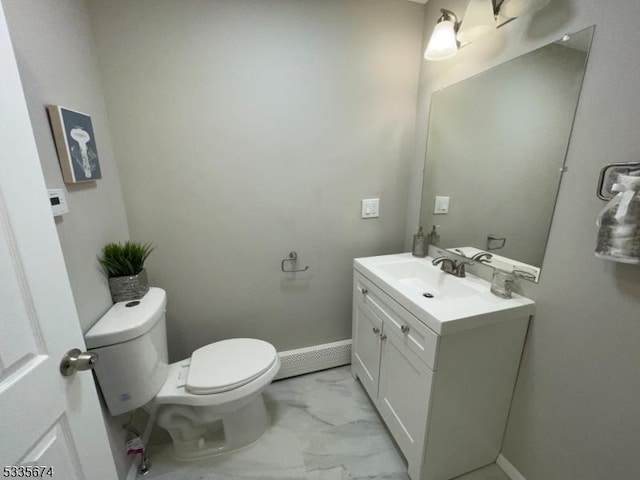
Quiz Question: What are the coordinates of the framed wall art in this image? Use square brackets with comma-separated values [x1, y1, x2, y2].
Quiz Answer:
[47, 105, 102, 183]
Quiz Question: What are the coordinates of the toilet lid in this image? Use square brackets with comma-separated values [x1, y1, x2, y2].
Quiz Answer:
[186, 338, 277, 395]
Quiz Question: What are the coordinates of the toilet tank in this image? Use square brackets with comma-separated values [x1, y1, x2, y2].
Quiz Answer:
[85, 287, 169, 416]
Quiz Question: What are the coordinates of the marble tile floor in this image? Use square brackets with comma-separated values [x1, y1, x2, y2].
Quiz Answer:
[144, 366, 509, 480]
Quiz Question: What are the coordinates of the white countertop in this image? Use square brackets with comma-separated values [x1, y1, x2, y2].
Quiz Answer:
[354, 253, 535, 335]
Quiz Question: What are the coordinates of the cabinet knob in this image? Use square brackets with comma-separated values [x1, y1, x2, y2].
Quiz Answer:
[380, 333, 387, 340]
[361, 288, 369, 295]
[372, 327, 380, 334]
[401, 325, 410, 334]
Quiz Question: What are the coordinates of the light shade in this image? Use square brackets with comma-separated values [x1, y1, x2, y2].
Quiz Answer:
[500, 0, 551, 19]
[424, 11, 458, 61]
[457, 0, 496, 44]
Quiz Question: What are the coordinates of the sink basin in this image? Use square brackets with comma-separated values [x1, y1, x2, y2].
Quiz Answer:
[354, 253, 534, 335]
[375, 260, 484, 299]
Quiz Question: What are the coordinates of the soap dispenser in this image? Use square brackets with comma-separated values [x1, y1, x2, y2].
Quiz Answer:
[426, 225, 440, 246]
[412, 227, 427, 257]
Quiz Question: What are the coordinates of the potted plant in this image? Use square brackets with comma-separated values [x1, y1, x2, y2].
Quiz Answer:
[98, 241, 155, 303]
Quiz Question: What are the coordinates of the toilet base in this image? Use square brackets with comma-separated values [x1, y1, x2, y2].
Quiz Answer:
[156, 393, 270, 460]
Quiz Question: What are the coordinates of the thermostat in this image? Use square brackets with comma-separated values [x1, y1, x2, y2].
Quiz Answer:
[48, 189, 69, 216]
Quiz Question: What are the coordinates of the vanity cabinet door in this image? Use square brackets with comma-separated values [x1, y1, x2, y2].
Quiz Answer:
[378, 330, 433, 478]
[352, 300, 383, 397]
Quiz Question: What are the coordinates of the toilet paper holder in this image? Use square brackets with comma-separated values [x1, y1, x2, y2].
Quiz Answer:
[281, 251, 310, 273]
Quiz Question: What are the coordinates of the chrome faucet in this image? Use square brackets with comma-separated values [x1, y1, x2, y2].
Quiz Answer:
[471, 252, 493, 263]
[432, 256, 473, 278]
[432, 256, 457, 274]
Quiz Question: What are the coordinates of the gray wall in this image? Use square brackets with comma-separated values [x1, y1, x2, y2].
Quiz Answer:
[409, 1, 640, 479]
[1, 1, 132, 477]
[420, 43, 586, 267]
[1, 0, 130, 333]
[88, 0, 425, 361]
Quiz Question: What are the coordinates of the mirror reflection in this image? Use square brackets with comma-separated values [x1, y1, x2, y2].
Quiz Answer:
[419, 26, 594, 282]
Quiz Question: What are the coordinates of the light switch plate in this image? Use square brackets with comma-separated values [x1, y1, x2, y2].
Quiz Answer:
[361, 198, 380, 219]
[434, 196, 450, 214]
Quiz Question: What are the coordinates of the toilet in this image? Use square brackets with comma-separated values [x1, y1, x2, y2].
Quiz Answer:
[84, 287, 280, 459]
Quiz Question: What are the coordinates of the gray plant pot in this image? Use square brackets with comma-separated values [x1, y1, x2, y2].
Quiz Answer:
[108, 269, 149, 303]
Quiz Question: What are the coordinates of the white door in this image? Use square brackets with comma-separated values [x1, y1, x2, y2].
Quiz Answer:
[0, 5, 118, 479]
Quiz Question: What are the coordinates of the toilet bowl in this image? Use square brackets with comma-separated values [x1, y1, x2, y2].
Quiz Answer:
[84, 288, 280, 459]
[151, 339, 280, 458]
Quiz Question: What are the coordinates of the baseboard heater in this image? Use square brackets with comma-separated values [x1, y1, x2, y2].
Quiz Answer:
[275, 339, 352, 380]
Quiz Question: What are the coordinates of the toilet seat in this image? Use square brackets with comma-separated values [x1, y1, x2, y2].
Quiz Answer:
[187, 339, 277, 395]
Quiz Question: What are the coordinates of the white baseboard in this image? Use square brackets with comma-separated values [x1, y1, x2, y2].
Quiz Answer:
[125, 410, 156, 480]
[497, 454, 527, 480]
[274, 339, 352, 380]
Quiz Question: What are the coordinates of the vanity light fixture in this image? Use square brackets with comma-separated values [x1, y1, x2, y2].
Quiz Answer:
[424, 9, 459, 61]
[458, 0, 496, 44]
[424, 0, 554, 62]
[499, 0, 551, 18]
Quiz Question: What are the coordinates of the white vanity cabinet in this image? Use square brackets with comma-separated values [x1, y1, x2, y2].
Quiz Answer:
[353, 273, 435, 478]
[351, 262, 533, 480]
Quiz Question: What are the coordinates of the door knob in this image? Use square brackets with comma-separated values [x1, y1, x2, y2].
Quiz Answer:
[372, 327, 380, 334]
[60, 348, 98, 377]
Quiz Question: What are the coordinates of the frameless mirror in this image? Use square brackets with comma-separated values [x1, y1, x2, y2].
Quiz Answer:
[419, 26, 594, 282]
